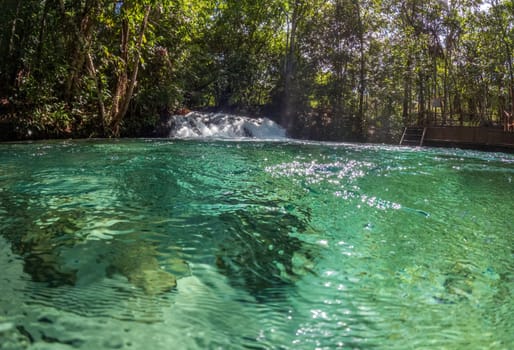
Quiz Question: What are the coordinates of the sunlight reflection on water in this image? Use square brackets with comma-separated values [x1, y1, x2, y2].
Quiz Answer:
[0, 140, 512, 349]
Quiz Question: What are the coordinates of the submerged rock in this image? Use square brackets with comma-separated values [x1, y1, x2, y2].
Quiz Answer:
[107, 243, 179, 295]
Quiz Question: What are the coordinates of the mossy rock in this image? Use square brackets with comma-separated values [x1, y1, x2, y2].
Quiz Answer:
[107, 243, 180, 295]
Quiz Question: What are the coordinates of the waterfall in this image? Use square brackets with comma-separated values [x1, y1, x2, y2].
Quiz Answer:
[168, 112, 287, 139]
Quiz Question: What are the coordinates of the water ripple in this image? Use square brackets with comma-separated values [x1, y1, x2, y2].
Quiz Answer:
[0, 140, 512, 349]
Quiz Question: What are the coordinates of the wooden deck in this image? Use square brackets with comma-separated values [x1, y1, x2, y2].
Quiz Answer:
[400, 126, 514, 152]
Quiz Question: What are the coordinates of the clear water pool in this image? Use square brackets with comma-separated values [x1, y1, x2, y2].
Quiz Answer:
[0, 139, 512, 349]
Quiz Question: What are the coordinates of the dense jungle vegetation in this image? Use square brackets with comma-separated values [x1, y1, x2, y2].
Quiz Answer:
[0, 0, 512, 141]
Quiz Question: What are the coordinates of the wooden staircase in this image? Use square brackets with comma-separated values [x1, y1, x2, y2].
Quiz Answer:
[400, 127, 427, 146]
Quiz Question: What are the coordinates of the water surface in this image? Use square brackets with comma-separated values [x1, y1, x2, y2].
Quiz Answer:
[0, 139, 512, 349]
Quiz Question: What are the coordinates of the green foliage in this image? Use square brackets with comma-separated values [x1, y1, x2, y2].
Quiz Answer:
[0, 0, 513, 141]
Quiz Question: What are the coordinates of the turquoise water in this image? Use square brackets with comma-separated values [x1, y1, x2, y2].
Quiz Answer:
[0, 139, 512, 349]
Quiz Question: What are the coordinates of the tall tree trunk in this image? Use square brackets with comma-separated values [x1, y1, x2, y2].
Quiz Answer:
[108, 5, 152, 137]
[63, 1, 99, 102]
[108, 18, 130, 136]
[86, 52, 106, 131]
[418, 72, 425, 126]
[507, 57, 514, 121]
[282, 8, 298, 132]
[7, 0, 23, 88]
[282, 1, 306, 134]
[35, 0, 51, 70]
[8, 0, 22, 59]
[402, 56, 412, 126]
[443, 53, 449, 125]
[431, 56, 438, 125]
[354, 0, 365, 140]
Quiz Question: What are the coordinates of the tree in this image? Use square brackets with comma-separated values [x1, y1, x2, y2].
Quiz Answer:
[1, 0, 513, 142]
[106, 2, 153, 137]
[486, 0, 514, 120]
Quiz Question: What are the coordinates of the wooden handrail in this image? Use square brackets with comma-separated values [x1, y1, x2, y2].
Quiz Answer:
[399, 127, 407, 145]
[504, 111, 513, 132]
[420, 127, 427, 146]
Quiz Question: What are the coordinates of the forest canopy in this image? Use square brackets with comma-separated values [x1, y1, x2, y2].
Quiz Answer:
[0, 0, 512, 141]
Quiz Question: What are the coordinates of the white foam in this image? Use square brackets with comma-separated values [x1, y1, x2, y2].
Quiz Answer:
[169, 112, 286, 139]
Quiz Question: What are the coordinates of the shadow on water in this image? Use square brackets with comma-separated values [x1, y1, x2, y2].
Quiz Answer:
[0, 164, 319, 317]
[215, 208, 317, 299]
[0, 187, 186, 326]
[1, 140, 513, 349]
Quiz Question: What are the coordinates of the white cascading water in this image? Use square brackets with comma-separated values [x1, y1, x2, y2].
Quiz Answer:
[169, 111, 287, 139]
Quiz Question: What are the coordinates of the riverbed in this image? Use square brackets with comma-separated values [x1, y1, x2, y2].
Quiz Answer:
[0, 139, 512, 349]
